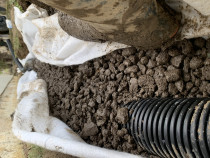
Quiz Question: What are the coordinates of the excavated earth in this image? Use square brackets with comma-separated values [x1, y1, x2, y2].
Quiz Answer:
[33, 38, 210, 157]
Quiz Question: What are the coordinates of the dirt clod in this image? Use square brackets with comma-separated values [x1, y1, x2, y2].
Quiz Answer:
[116, 107, 129, 124]
[129, 78, 138, 93]
[175, 80, 184, 92]
[164, 69, 181, 82]
[202, 66, 210, 80]
[82, 122, 99, 137]
[125, 65, 139, 74]
[156, 51, 169, 65]
[171, 55, 184, 68]
[190, 57, 203, 69]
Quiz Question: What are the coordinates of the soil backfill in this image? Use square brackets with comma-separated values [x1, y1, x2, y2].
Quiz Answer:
[33, 38, 210, 157]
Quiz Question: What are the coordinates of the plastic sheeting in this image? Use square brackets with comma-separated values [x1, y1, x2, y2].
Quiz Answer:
[14, 5, 128, 67]
[13, 71, 142, 158]
[6, 20, 12, 29]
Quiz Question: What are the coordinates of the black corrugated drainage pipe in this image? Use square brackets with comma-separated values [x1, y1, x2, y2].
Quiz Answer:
[124, 98, 210, 158]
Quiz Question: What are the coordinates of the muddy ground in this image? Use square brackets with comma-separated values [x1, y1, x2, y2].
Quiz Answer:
[33, 38, 210, 157]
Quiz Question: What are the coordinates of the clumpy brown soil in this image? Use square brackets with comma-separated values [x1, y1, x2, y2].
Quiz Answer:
[33, 38, 210, 157]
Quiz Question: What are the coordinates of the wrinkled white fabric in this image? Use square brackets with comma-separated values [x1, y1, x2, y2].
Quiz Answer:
[13, 71, 142, 158]
[19, 53, 35, 67]
[183, 0, 210, 16]
[166, 0, 210, 39]
[32, 13, 129, 66]
[14, 5, 128, 66]
[14, 5, 48, 54]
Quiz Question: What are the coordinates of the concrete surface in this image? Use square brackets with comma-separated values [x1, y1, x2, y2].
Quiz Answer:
[0, 74, 13, 95]
[0, 76, 25, 158]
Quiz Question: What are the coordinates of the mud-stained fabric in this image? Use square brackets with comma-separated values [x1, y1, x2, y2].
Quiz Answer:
[38, 0, 179, 49]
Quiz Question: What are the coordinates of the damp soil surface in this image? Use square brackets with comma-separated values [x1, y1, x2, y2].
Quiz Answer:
[33, 38, 210, 157]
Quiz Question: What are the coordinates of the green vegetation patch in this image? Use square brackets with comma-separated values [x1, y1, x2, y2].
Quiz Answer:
[28, 145, 44, 158]
[8, 0, 23, 12]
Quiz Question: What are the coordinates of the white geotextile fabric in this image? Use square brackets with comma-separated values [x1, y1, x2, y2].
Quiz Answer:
[14, 5, 128, 66]
[166, 0, 210, 39]
[183, 0, 210, 16]
[13, 71, 142, 158]
[14, 4, 48, 55]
